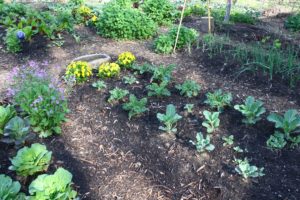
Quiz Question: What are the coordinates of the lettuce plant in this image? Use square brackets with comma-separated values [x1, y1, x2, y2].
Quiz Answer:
[267, 109, 300, 143]
[234, 96, 266, 125]
[202, 110, 220, 134]
[0, 174, 26, 200]
[157, 104, 182, 134]
[2, 116, 34, 147]
[108, 87, 129, 104]
[222, 135, 234, 146]
[190, 132, 215, 153]
[266, 131, 287, 150]
[9, 143, 52, 176]
[175, 80, 201, 98]
[234, 158, 265, 179]
[29, 167, 77, 200]
[0, 105, 16, 135]
[147, 81, 171, 97]
[122, 95, 148, 119]
[205, 89, 232, 112]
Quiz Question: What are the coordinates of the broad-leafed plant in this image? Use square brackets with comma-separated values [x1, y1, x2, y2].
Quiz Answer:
[2, 116, 35, 148]
[0, 174, 26, 200]
[9, 143, 52, 176]
[233, 146, 244, 153]
[123, 75, 137, 85]
[222, 135, 234, 146]
[205, 89, 232, 112]
[151, 64, 175, 83]
[0, 105, 16, 135]
[132, 63, 154, 75]
[108, 87, 129, 104]
[190, 132, 215, 153]
[28, 167, 77, 200]
[122, 95, 148, 119]
[157, 104, 182, 134]
[184, 104, 194, 113]
[267, 109, 300, 144]
[234, 96, 266, 125]
[92, 80, 107, 91]
[175, 80, 201, 98]
[202, 110, 220, 134]
[234, 158, 265, 179]
[147, 81, 171, 97]
[266, 131, 287, 150]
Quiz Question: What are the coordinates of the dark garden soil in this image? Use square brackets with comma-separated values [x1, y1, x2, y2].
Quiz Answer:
[0, 18, 300, 200]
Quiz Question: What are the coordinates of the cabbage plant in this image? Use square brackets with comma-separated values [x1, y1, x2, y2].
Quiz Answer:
[157, 104, 182, 134]
[9, 143, 52, 176]
[29, 167, 77, 200]
[0, 174, 26, 200]
[202, 110, 220, 133]
[0, 105, 16, 135]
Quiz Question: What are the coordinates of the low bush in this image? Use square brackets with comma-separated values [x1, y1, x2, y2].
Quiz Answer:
[285, 13, 300, 31]
[95, 3, 157, 40]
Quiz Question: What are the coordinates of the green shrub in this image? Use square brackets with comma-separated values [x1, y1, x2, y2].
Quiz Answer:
[154, 26, 198, 54]
[96, 3, 157, 40]
[9, 143, 52, 176]
[285, 13, 300, 31]
[184, 4, 206, 17]
[141, 0, 178, 25]
[0, 174, 26, 200]
[230, 12, 257, 24]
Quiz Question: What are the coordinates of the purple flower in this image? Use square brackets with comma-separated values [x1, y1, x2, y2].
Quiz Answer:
[16, 30, 25, 40]
[6, 88, 16, 97]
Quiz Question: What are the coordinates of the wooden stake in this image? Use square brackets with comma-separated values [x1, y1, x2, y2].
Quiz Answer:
[173, 0, 187, 54]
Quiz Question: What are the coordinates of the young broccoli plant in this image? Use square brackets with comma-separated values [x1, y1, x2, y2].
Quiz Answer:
[222, 135, 234, 146]
[108, 87, 129, 104]
[2, 116, 35, 148]
[175, 80, 201, 98]
[234, 158, 265, 179]
[184, 104, 194, 113]
[151, 64, 175, 83]
[266, 131, 287, 150]
[202, 110, 220, 134]
[92, 80, 107, 91]
[122, 95, 148, 119]
[147, 81, 171, 97]
[123, 75, 137, 85]
[157, 104, 182, 134]
[267, 109, 300, 145]
[190, 132, 215, 153]
[234, 96, 266, 125]
[205, 89, 232, 112]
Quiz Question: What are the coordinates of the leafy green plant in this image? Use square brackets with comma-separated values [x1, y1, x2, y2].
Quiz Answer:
[175, 80, 201, 98]
[267, 109, 300, 143]
[230, 11, 257, 24]
[4, 28, 22, 53]
[190, 132, 215, 153]
[2, 116, 34, 147]
[9, 143, 52, 176]
[123, 75, 137, 85]
[266, 131, 287, 150]
[0, 174, 26, 200]
[28, 167, 77, 199]
[234, 96, 266, 125]
[202, 110, 220, 134]
[147, 81, 171, 97]
[157, 104, 182, 134]
[205, 89, 232, 112]
[234, 158, 265, 179]
[285, 13, 300, 31]
[132, 63, 154, 75]
[184, 104, 194, 113]
[233, 146, 244, 153]
[95, 3, 157, 40]
[108, 87, 129, 104]
[151, 64, 175, 83]
[222, 135, 234, 146]
[153, 35, 174, 54]
[0, 104, 16, 135]
[122, 95, 148, 119]
[141, 0, 178, 25]
[92, 80, 107, 91]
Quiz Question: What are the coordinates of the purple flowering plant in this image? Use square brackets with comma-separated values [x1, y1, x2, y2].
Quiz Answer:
[8, 61, 69, 138]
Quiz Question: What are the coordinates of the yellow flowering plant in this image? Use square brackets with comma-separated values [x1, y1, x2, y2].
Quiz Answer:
[66, 61, 93, 82]
[117, 52, 136, 68]
[98, 62, 120, 78]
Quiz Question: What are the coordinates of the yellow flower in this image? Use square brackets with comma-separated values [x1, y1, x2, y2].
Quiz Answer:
[91, 15, 97, 22]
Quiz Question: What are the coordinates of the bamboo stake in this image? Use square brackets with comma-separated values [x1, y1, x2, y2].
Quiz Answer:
[173, 0, 187, 54]
[208, 0, 211, 34]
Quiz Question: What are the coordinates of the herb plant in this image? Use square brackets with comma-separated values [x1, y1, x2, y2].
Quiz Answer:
[234, 96, 266, 125]
[0, 104, 16, 135]
[202, 110, 220, 134]
[184, 104, 194, 113]
[222, 135, 234, 146]
[0, 174, 26, 200]
[123, 75, 137, 85]
[92, 80, 107, 91]
[122, 95, 148, 119]
[234, 158, 265, 179]
[9, 143, 52, 176]
[175, 80, 201, 98]
[29, 168, 77, 199]
[190, 132, 215, 153]
[147, 81, 171, 97]
[157, 104, 182, 134]
[108, 87, 129, 104]
[205, 89, 232, 112]
[266, 131, 287, 150]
